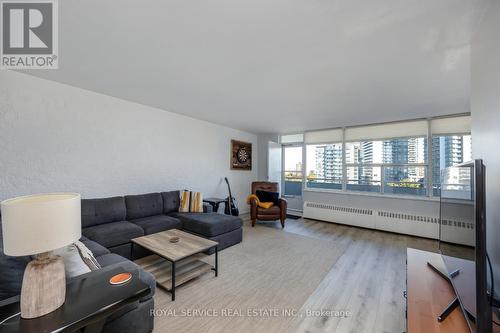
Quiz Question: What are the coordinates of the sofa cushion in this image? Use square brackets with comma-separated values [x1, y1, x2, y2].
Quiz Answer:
[108, 243, 134, 260]
[202, 227, 243, 254]
[256, 190, 280, 205]
[161, 191, 180, 214]
[82, 221, 144, 248]
[80, 237, 111, 257]
[96, 253, 130, 267]
[173, 212, 242, 237]
[131, 215, 182, 235]
[257, 205, 280, 215]
[125, 193, 163, 220]
[81, 196, 127, 228]
[0, 227, 30, 301]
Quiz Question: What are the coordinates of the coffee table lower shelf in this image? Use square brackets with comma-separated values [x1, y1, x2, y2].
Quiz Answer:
[135, 254, 215, 299]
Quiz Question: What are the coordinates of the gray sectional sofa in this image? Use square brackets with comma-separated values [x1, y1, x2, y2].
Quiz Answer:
[80, 191, 242, 260]
[0, 190, 243, 333]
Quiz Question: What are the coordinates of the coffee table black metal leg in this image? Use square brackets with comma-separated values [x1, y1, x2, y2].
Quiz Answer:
[215, 246, 218, 277]
[171, 261, 176, 301]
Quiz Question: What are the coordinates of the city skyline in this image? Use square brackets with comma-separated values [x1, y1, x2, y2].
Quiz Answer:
[303, 135, 471, 195]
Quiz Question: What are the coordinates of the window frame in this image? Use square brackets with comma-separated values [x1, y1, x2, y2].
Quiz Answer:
[430, 132, 472, 197]
[281, 143, 304, 198]
[300, 118, 471, 199]
[343, 135, 429, 196]
[305, 142, 344, 191]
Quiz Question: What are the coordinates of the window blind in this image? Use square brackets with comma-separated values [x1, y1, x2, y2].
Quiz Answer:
[280, 133, 304, 144]
[344, 120, 428, 141]
[304, 128, 343, 144]
[430, 115, 471, 135]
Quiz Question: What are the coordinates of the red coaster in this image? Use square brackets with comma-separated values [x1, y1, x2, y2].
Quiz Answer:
[109, 272, 132, 285]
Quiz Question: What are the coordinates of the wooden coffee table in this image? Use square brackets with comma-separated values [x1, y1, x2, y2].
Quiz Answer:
[131, 229, 218, 301]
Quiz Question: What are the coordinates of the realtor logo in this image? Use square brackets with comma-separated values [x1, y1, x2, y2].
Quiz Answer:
[1, 0, 58, 69]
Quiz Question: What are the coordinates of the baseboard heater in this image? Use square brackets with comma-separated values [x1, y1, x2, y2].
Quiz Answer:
[303, 201, 473, 240]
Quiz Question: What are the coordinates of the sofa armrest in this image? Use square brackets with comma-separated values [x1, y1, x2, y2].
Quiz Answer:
[249, 197, 258, 220]
[279, 198, 287, 221]
[0, 295, 20, 323]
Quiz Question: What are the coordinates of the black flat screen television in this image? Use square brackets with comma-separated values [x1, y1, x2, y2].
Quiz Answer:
[439, 159, 494, 333]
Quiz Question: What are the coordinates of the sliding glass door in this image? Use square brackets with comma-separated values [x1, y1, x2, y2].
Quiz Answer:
[282, 145, 303, 212]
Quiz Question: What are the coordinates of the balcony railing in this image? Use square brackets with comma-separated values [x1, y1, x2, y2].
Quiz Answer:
[283, 171, 303, 196]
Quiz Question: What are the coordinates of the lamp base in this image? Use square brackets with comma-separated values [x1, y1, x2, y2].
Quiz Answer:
[20, 252, 66, 319]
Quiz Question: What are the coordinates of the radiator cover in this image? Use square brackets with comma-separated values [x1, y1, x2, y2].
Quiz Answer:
[303, 201, 473, 242]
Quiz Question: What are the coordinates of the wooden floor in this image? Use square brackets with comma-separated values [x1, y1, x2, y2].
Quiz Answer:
[281, 217, 438, 333]
[152, 215, 439, 333]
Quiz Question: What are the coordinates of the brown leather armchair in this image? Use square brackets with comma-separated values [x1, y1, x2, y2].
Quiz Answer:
[249, 181, 287, 228]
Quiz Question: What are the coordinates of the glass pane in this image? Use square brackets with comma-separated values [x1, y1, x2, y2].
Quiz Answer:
[306, 143, 343, 190]
[346, 137, 427, 164]
[346, 166, 381, 192]
[283, 146, 303, 196]
[382, 137, 427, 164]
[432, 135, 472, 196]
[345, 141, 384, 164]
[441, 165, 473, 200]
[345, 142, 361, 164]
[384, 166, 427, 196]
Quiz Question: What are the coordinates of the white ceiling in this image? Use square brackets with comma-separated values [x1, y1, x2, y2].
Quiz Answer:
[27, 0, 488, 134]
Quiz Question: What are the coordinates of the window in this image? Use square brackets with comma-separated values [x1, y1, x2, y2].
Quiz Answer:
[346, 166, 381, 192]
[345, 137, 428, 195]
[384, 166, 427, 196]
[306, 143, 342, 190]
[431, 134, 472, 196]
[301, 115, 471, 198]
[283, 146, 303, 196]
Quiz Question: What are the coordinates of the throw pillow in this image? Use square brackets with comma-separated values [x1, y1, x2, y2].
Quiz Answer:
[54, 241, 100, 278]
[256, 190, 280, 206]
[179, 190, 191, 212]
[190, 191, 203, 213]
[74, 241, 101, 270]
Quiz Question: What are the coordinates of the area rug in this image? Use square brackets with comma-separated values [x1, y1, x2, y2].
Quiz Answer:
[150, 225, 342, 333]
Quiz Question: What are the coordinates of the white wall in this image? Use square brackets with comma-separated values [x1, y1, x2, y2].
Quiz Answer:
[0, 71, 257, 213]
[471, 0, 500, 289]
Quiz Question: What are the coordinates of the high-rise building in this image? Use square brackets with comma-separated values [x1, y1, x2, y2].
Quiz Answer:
[383, 138, 409, 164]
[359, 141, 373, 182]
[314, 144, 342, 182]
[408, 138, 426, 181]
[315, 146, 326, 180]
[345, 144, 359, 181]
[432, 135, 470, 187]
[383, 138, 426, 182]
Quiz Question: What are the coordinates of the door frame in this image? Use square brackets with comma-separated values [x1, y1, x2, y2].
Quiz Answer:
[281, 143, 303, 197]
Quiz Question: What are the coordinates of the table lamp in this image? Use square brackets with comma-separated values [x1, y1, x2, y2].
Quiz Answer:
[1, 193, 81, 319]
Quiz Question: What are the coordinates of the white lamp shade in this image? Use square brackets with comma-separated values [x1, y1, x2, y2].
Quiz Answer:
[1, 193, 81, 256]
